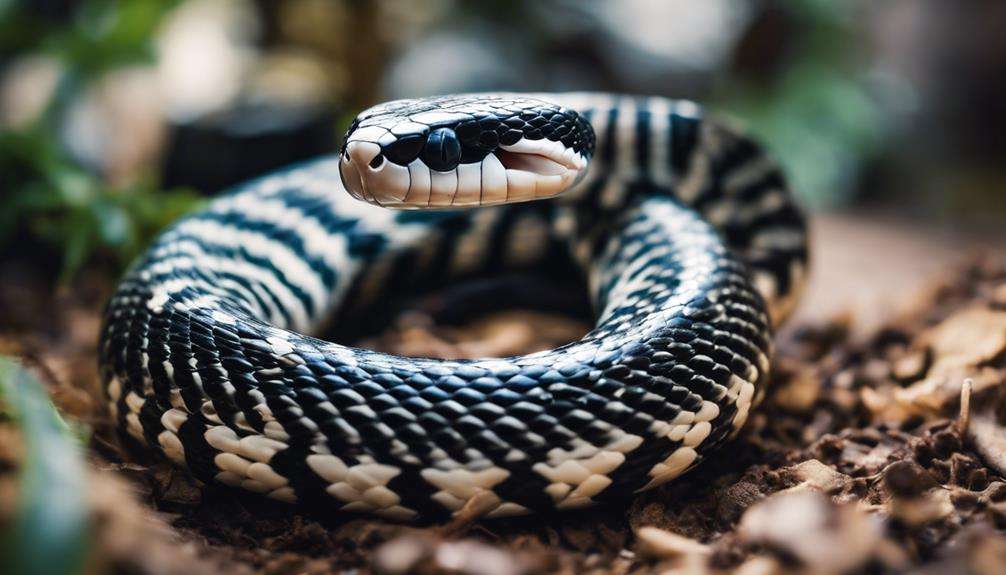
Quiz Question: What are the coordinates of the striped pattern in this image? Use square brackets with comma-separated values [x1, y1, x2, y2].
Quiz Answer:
[549, 93, 805, 324]
[100, 93, 807, 521]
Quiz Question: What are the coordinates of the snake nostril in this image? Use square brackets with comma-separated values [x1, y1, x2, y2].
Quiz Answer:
[369, 154, 385, 169]
[422, 127, 461, 172]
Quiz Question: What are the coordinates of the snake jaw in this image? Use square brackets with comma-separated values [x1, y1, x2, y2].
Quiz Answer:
[340, 135, 589, 209]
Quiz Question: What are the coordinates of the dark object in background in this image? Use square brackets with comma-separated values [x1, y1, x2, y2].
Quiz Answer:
[162, 99, 337, 195]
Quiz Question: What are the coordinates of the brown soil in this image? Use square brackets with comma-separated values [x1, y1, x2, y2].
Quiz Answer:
[3, 215, 1006, 575]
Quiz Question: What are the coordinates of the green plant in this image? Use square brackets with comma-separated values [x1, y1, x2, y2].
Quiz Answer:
[715, 0, 886, 209]
[0, 358, 90, 575]
[0, 0, 200, 282]
[0, 125, 202, 282]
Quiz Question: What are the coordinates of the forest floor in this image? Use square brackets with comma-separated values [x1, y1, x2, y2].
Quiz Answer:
[3, 213, 1006, 575]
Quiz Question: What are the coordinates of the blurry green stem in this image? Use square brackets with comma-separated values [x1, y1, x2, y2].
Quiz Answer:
[0, 358, 89, 575]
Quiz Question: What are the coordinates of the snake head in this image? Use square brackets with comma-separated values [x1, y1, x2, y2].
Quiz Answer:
[339, 94, 594, 208]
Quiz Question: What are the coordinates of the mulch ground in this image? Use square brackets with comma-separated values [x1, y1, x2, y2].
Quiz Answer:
[3, 236, 1006, 574]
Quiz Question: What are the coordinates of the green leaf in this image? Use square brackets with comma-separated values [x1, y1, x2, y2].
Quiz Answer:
[57, 213, 98, 284]
[0, 358, 90, 575]
[45, 0, 180, 76]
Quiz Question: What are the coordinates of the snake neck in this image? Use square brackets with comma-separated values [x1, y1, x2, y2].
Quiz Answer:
[527, 93, 807, 327]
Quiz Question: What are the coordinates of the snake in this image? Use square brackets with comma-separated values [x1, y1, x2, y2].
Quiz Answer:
[100, 93, 807, 521]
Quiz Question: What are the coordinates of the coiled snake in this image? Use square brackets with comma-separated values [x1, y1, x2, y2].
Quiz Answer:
[100, 93, 807, 520]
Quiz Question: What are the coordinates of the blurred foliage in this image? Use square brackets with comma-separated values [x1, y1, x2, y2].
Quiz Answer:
[0, 357, 90, 575]
[715, 0, 885, 208]
[0, 126, 201, 283]
[0, 0, 202, 282]
[1, 0, 170, 72]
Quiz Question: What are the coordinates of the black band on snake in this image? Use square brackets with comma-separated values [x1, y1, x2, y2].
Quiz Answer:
[100, 93, 808, 521]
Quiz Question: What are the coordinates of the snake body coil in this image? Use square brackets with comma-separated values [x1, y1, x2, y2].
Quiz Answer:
[100, 93, 807, 520]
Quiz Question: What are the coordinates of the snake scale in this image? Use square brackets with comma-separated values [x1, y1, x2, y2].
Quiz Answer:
[100, 93, 807, 521]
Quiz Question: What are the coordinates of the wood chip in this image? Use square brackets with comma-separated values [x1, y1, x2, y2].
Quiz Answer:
[789, 459, 850, 493]
[634, 526, 710, 559]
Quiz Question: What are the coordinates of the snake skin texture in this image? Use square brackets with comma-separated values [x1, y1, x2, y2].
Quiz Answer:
[100, 93, 807, 521]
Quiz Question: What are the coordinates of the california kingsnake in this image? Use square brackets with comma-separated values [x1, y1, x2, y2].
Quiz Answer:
[100, 93, 807, 520]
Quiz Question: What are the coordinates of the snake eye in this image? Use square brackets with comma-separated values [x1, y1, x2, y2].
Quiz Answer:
[422, 127, 461, 171]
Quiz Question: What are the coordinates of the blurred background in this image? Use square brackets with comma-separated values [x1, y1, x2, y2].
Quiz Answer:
[2, 0, 1005, 285]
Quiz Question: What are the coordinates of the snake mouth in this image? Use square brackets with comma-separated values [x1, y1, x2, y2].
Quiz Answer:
[493, 138, 587, 204]
[495, 151, 568, 175]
